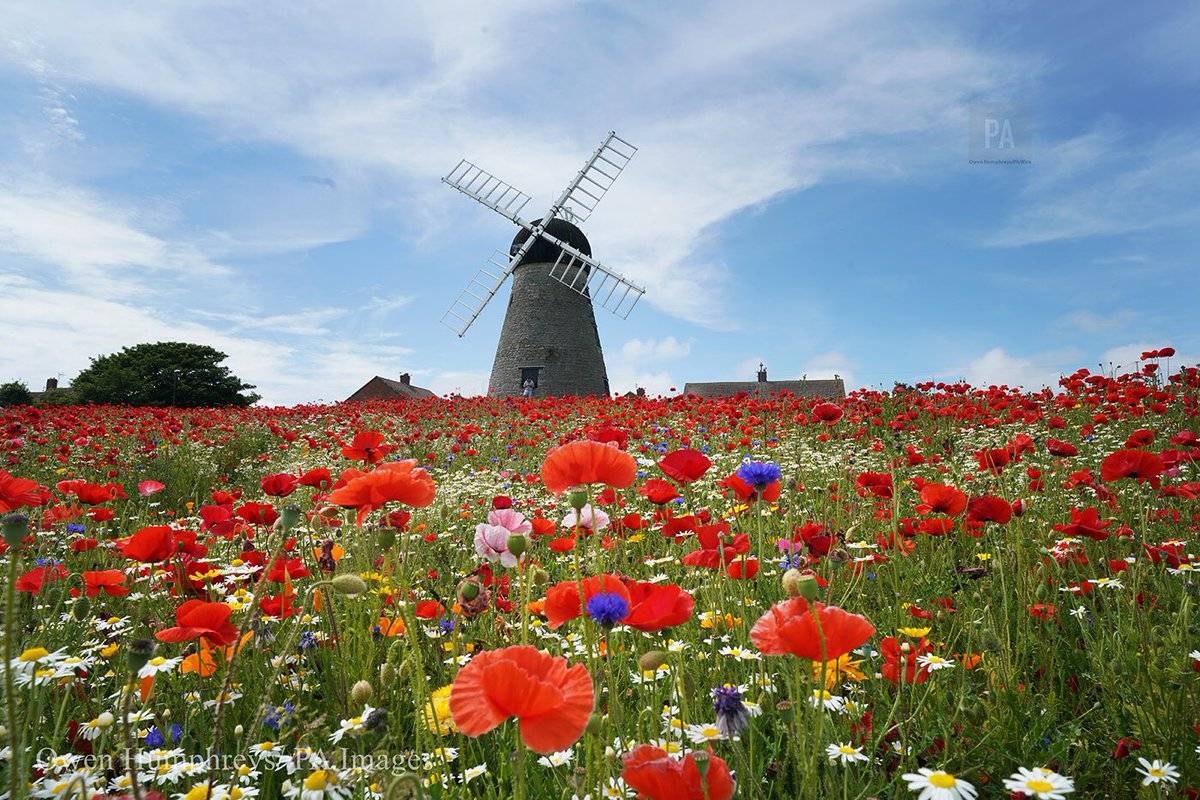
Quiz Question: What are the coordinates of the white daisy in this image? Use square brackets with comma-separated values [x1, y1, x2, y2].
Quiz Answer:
[901, 767, 978, 800]
[1002, 767, 1075, 798]
[826, 742, 869, 765]
[1135, 757, 1179, 786]
[916, 654, 956, 671]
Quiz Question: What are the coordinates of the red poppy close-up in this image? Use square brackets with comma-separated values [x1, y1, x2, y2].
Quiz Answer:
[155, 600, 239, 646]
[620, 744, 735, 800]
[541, 439, 637, 494]
[449, 645, 594, 754]
[751, 596, 876, 661]
[326, 460, 437, 524]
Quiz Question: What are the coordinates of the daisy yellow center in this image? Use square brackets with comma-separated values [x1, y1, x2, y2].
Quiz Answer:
[304, 770, 331, 790]
[182, 787, 209, 800]
[1149, 767, 1165, 777]
[149, 656, 166, 666]
[1026, 779, 1054, 792]
[838, 745, 857, 754]
[258, 741, 274, 750]
[107, 617, 121, 624]
[35, 668, 55, 678]
[928, 771, 957, 788]
[700, 726, 719, 736]
[19, 647, 49, 662]
[927, 656, 945, 664]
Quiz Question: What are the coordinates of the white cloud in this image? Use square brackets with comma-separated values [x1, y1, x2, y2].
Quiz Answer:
[952, 347, 1063, 389]
[0, 275, 422, 405]
[619, 336, 692, 363]
[197, 308, 348, 337]
[1057, 309, 1136, 334]
[1101, 342, 1198, 374]
[0, 175, 227, 296]
[797, 351, 856, 387]
[984, 128, 1200, 247]
[0, 1, 1017, 327]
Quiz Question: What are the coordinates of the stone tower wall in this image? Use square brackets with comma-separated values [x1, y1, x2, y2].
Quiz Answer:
[488, 260, 610, 397]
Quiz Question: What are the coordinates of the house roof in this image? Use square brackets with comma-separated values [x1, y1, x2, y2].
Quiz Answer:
[682, 379, 845, 400]
[345, 375, 435, 402]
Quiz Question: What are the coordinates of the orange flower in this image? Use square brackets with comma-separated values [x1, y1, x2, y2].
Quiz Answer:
[449, 645, 593, 754]
[542, 574, 630, 629]
[376, 617, 407, 637]
[541, 440, 637, 494]
[327, 460, 436, 525]
[181, 646, 218, 677]
[751, 597, 875, 661]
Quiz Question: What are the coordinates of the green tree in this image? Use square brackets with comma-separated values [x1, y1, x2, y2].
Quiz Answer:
[72, 342, 260, 407]
[0, 381, 32, 407]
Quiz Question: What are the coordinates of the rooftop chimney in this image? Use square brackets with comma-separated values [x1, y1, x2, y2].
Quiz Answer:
[399, 373, 411, 385]
[757, 363, 767, 382]
[46, 377, 58, 391]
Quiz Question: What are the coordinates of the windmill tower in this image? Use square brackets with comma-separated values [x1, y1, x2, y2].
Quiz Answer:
[441, 132, 644, 397]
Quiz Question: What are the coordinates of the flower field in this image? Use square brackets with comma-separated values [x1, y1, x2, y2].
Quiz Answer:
[1, 355, 1198, 799]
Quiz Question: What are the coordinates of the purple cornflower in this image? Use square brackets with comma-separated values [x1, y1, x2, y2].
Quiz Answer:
[736, 460, 781, 491]
[712, 684, 751, 737]
[585, 592, 629, 628]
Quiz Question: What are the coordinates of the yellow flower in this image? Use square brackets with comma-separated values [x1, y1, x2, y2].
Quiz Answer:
[976, 552, 992, 561]
[897, 627, 931, 638]
[100, 643, 120, 658]
[812, 654, 866, 689]
[19, 647, 50, 662]
[423, 684, 457, 736]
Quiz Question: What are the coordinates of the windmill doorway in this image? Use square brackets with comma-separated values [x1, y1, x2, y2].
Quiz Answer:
[520, 366, 543, 395]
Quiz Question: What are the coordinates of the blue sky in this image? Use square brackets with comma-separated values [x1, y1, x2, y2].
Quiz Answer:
[0, 2, 1196, 404]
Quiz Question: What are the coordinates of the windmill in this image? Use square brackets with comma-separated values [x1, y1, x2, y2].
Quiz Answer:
[441, 131, 644, 397]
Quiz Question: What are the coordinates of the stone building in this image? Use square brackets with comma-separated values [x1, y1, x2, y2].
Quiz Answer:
[683, 364, 845, 400]
[29, 377, 73, 404]
[345, 373, 435, 402]
[487, 218, 610, 398]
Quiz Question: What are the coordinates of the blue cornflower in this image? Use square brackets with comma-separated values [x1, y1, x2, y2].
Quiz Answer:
[66, 523, 86, 534]
[169, 723, 182, 742]
[438, 617, 456, 634]
[712, 684, 750, 737]
[736, 460, 781, 491]
[585, 592, 629, 628]
[144, 726, 165, 747]
[297, 630, 318, 651]
[779, 553, 805, 570]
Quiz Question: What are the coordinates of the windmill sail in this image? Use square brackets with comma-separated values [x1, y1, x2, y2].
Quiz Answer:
[548, 249, 644, 319]
[442, 161, 533, 225]
[440, 250, 516, 337]
[558, 132, 637, 223]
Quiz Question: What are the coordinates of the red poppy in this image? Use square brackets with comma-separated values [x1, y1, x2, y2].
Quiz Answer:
[750, 597, 875, 660]
[640, 479, 680, 505]
[82, 570, 128, 597]
[966, 495, 1012, 524]
[727, 557, 759, 579]
[260, 473, 299, 497]
[1046, 438, 1078, 457]
[917, 483, 967, 516]
[235, 502, 279, 526]
[341, 430, 396, 464]
[620, 744, 735, 800]
[719, 473, 781, 504]
[541, 440, 637, 494]
[657, 448, 712, 483]
[855, 471, 893, 499]
[812, 402, 844, 424]
[622, 581, 694, 632]
[298, 468, 331, 489]
[880, 635, 932, 685]
[415, 600, 446, 619]
[542, 574, 630, 629]
[1053, 507, 1112, 541]
[15, 564, 69, 594]
[155, 600, 238, 646]
[137, 480, 166, 497]
[0, 470, 43, 513]
[1100, 449, 1164, 484]
[327, 460, 437, 524]
[120, 525, 176, 563]
[449, 645, 593, 754]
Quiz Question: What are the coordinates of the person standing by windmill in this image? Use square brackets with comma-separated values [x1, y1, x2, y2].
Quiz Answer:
[522, 377, 535, 397]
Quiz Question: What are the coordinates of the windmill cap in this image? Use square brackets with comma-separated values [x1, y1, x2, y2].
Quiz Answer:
[510, 217, 592, 267]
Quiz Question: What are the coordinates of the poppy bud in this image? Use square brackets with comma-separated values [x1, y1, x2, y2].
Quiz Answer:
[638, 650, 668, 672]
[506, 533, 527, 558]
[530, 568, 550, 586]
[280, 504, 302, 531]
[378, 529, 396, 549]
[380, 663, 396, 684]
[127, 638, 156, 674]
[72, 596, 91, 621]
[568, 489, 589, 510]
[331, 573, 368, 596]
[781, 568, 804, 596]
[234, 725, 243, 736]
[585, 713, 604, 736]
[351, 680, 374, 704]
[1, 513, 28, 549]
[389, 772, 422, 799]
[96, 712, 114, 729]
[692, 749, 711, 779]
[459, 580, 481, 601]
